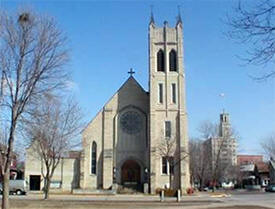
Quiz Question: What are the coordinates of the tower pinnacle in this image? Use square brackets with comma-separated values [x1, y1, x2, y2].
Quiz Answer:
[149, 5, 155, 25]
[176, 5, 182, 26]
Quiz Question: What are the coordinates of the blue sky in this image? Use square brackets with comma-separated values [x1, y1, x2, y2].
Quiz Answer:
[2, 0, 274, 155]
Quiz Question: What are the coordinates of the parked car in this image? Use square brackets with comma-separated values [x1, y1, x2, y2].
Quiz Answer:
[0, 180, 27, 195]
[203, 187, 209, 191]
[221, 182, 234, 189]
[265, 184, 275, 192]
[198, 187, 209, 191]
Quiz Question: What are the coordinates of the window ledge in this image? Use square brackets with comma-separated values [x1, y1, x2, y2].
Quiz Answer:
[161, 174, 174, 176]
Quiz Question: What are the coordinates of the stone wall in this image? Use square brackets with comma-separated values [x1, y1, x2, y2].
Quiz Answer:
[81, 76, 149, 190]
[25, 143, 80, 192]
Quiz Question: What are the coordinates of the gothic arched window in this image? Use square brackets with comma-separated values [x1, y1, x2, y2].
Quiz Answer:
[91, 142, 97, 174]
[157, 49, 164, 72]
[169, 49, 177, 72]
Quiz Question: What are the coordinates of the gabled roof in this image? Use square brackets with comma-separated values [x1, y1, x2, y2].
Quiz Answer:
[83, 76, 148, 132]
[116, 76, 147, 95]
[256, 162, 269, 173]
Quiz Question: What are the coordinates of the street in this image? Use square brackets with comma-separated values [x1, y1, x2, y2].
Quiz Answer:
[223, 192, 275, 208]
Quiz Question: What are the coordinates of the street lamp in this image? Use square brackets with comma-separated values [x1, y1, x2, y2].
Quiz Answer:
[113, 167, 116, 184]
[144, 167, 149, 183]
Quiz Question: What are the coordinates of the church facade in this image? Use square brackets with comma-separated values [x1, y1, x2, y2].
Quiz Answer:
[80, 16, 190, 193]
[25, 15, 190, 194]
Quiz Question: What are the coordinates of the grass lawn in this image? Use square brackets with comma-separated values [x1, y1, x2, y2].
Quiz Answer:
[5, 199, 273, 209]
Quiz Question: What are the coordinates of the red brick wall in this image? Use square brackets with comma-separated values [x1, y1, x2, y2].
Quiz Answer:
[237, 155, 263, 165]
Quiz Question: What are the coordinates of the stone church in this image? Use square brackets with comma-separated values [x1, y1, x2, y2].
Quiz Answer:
[25, 14, 190, 194]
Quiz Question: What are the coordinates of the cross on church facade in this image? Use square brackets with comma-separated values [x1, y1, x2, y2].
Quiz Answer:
[128, 68, 135, 76]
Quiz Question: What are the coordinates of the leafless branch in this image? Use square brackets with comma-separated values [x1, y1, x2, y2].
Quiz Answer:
[261, 133, 275, 159]
[155, 135, 188, 189]
[189, 138, 210, 190]
[226, 0, 275, 80]
[197, 121, 218, 139]
[25, 94, 83, 199]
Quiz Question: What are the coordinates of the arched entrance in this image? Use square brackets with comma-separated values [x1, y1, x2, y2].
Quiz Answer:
[121, 160, 141, 190]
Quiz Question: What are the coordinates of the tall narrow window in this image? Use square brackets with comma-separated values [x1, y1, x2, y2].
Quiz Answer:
[162, 157, 168, 174]
[165, 121, 171, 138]
[157, 49, 165, 72]
[159, 83, 163, 104]
[91, 142, 97, 174]
[172, 83, 176, 104]
[169, 49, 177, 71]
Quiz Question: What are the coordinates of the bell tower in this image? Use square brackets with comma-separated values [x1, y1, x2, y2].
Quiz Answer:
[148, 13, 190, 193]
[219, 112, 231, 137]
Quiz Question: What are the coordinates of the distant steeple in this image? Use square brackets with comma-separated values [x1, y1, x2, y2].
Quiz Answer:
[219, 112, 231, 137]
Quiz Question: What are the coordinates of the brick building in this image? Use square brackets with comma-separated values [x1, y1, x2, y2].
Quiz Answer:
[237, 155, 263, 165]
[238, 155, 270, 187]
[0, 144, 18, 180]
[204, 112, 237, 181]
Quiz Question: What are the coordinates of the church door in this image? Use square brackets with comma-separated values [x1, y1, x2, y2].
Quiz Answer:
[121, 160, 141, 190]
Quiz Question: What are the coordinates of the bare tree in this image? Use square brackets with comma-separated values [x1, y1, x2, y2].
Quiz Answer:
[198, 120, 218, 139]
[25, 94, 82, 199]
[223, 164, 240, 187]
[209, 139, 235, 192]
[0, 125, 10, 180]
[156, 136, 188, 189]
[189, 138, 210, 190]
[0, 10, 69, 209]
[198, 121, 219, 191]
[198, 121, 238, 192]
[261, 133, 275, 160]
[227, 0, 275, 80]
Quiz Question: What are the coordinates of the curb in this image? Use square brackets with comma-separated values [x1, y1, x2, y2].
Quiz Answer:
[210, 194, 231, 198]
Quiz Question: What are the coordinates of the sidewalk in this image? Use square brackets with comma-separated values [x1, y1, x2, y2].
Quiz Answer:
[20, 191, 225, 202]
